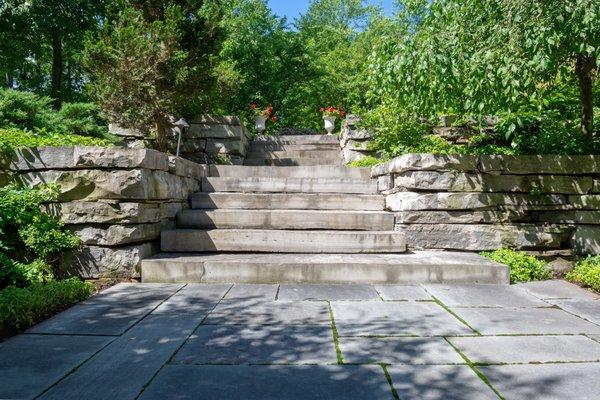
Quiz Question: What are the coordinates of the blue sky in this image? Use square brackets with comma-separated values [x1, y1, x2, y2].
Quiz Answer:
[267, 0, 396, 22]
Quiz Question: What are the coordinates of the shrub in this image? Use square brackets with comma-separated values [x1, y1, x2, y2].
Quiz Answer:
[566, 256, 600, 293]
[0, 89, 55, 131]
[347, 156, 383, 168]
[0, 127, 112, 153]
[0, 278, 92, 340]
[57, 103, 109, 139]
[481, 248, 552, 284]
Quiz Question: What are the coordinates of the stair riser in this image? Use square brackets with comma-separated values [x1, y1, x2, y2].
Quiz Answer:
[191, 193, 385, 211]
[253, 136, 340, 145]
[208, 165, 371, 179]
[142, 261, 509, 284]
[202, 178, 377, 194]
[161, 230, 406, 253]
[244, 158, 342, 166]
[249, 144, 340, 152]
[177, 210, 395, 231]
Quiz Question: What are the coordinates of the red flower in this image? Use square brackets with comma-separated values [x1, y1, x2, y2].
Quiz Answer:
[340, 110, 347, 118]
[271, 115, 278, 123]
[328, 106, 335, 113]
[320, 107, 325, 112]
[250, 103, 257, 109]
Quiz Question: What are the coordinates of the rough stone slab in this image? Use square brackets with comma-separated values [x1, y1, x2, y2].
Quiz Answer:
[386, 192, 567, 211]
[451, 307, 600, 335]
[167, 155, 207, 179]
[535, 210, 600, 224]
[571, 226, 600, 254]
[479, 363, 600, 400]
[568, 194, 600, 209]
[372, 154, 479, 177]
[191, 192, 385, 211]
[375, 285, 432, 301]
[161, 229, 407, 254]
[249, 142, 339, 151]
[516, 280, 600, 300]
[208, 165, 371, 179]
[109, 124, 146, 138]
[19, 169, 199, 201]
[340, 337, 464, 365]
[479, 154, 600, 175]
[395, 171, 593, 194]
[278, 284, 380, 301]
[178, 209, 395, 231]
[142, 252, 509, 285]
[45, 201, 185, 225]
[39, 314, 201, 400]
[138, 364, 394, 400]
[189, 115, 243, 125]
[377, 175, 393, 192]
[173, 325, 336, 364]
[187, 124, 246, 139]
[0, 334, 113, 400]
[395, 210, 528, 224]
[8, 146, 170, 171]
[71, 221, 172, 246]
[225, 284, 279, 300]
[244, 157, 342, 166]
[206, 138, 247, 156]
[152, 284, 231, 315]
[388, 364, 499, 400]
[253, 134, 340, 145]
[331, 301, 473, 336]
[432, 126, 474, 139]
[178, 138, 208, 153]
[202, 176, 377, 194]
[423, 284, 548, 308]
[449, 335, 600, 364]
[204, 300, 331, 325]
[398, 223, 569, 251]
[548, 299, 600, 325]
[60, 242, 157, 278]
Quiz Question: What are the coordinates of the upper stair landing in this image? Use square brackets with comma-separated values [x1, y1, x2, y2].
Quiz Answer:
[244, 135, 342, 166]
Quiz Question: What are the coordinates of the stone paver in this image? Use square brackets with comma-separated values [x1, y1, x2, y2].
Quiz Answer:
[375, 285, 432, 301]
[278, 284, 380, 301]
[332, 301, 473, 336]
[423, 284, 548, 308]
[173, 325, 336, 364]
[517, 280, 600, 300]
[80, 283, 183, 306]
[0, 334, 113, 399]
[480, 363, 600, 400]
[204, 299, 331, 325]
[152, 283, 231, 314]
[339, 337, 464, 365]
[138, 364, 395, 400]
[388, 364, 499, 400]
[225, 284, 278, 300]
[449, 335, 600, 364]
[548, 299, 600, 325]
[452, 307, 600, 335]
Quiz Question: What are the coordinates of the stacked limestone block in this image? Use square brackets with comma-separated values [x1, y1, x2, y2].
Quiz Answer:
[372, 154, 600, 254]
[340, 115, 377, 164]
[2, 147, 206, 278]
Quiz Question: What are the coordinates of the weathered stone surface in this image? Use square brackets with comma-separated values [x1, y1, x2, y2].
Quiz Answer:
[45, 201, 185, 224]
[206, 138, 248, 156]
[60, 243, 157, 278]
[204, 300, 331, 325]
[224, 284, 278, 300]
[372, 154, 479, 177]
[342, 147, 375, 164]
[277, 284, 380, 301]
[109, 123, 146, 138]
[386, 192, 567, 211]
[377, 175, 393, 192]
[19, 169, 199, 201]
[432, 126, 474, 140]
[9, 147, 169, 171]
[516, 280, 599, 300]
[535, 210, 600, 224]
[167, 155, 207, 179]
[71, 221, 173, 246]
[395, 210, 527, 224]
[479, 154, 600, 175]
[178, 138, 207, 153]
[423, 284, 548, 308]
[375, 285, 432, 301]
[571, 226, 600, 254]
[187, 124, 247, 139]
[151, 283, 230, 315]
[395, 171, 593, 194]
[189, 115, 242, 125]
[344, 139, 370, 150]
[569, 194, 600, 209]
[549, 299, 600, 325]
[397, 223, 570, 250]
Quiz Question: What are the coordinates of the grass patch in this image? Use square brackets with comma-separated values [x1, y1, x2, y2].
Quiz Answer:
[326, 302, 344, 364]
[566, 255, 600, 293]
[481, 248, 552, 283]
[347, 156, 384, 168]
[0, 278, 92, 340]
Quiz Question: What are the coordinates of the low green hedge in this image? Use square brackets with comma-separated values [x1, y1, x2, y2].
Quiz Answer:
[0, 278, 92, 340]
[481, 248, 552, 284]
[566, 256, 600, 293]
[0, 127, 112, 153]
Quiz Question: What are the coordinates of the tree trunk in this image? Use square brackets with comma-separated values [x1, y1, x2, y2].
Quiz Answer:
[4, 72, 13, 88]
[576, 54, 596, 139]
[51, 33, 63, 110]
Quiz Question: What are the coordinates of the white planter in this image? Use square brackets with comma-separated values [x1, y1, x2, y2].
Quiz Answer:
[323, 116, 337, 135]
[255, 115, 267, 135]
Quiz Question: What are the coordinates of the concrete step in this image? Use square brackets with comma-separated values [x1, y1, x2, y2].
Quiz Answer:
[253, 135, 340, 145]
[246, 149, 341, 159]
[160, 229, 406, 253]
[249, 143, 340, 151]
[191, 192, 385, 210]
[202, 177, 377, 194]
[208, 165, 371, 179]
[177, 209, 395, 231]
[141, 251, 509, 284]
[244, 158, 342, 166]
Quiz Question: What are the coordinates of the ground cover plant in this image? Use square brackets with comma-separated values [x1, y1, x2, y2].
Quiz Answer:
[481, 249, 552, 284]
[566, 256, 600, 293]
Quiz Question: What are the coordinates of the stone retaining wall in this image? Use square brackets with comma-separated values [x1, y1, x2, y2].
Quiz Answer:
[1, 147, 206, 278]
[372, 154, 600, 254]
[340, 115, 376, 164]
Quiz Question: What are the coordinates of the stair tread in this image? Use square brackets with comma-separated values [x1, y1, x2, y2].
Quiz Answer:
[208, 165, 371, 179]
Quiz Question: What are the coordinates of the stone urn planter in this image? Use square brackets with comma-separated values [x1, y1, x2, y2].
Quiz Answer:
[255, 115, 267, 135]
[323, 116, 337, 135]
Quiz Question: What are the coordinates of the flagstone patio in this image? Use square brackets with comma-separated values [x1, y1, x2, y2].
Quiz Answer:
[1, 280, 599, 400]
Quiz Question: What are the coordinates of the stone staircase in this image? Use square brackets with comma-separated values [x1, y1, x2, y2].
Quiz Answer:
[142, 135, 508, 284]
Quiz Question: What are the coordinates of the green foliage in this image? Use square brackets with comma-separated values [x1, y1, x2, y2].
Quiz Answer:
[0, 278, 92, 340]
[481, 249, 552, 284]
[0, 89, 55, 130]
[0, 127, 111, 153]
[0, 185, 81, 288]
[566, 256, 600, 293]
[347, 156, 383, 168]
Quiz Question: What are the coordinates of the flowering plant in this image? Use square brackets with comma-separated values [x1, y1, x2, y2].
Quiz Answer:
[321, 106, 347, 118]
[250, 103, 276, 120]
